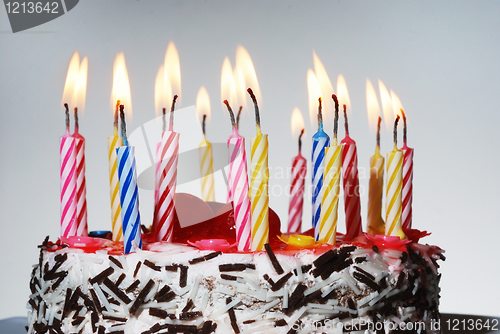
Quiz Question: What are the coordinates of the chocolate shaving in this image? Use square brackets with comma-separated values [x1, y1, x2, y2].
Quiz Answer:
[242, 320, 255, 324]
[271, 272, 293, 291]
[200, 321, 215, 334]
[219, 263, 254, 272]
[161, 324, 197, 333]
[102, 315, 127, 322]
[355, 256, 367, 264]
[263, 274, 275, 286]
[28, 298, 37, 310]
[130, 279, 155, 315]
[401, 251, 408, 263]
[90, 288, 102, 312]
[354, 266, 375, 281]
[179, 311, 202, 320]
[226, 297, 240, 334]
[182, 299, 194, 312]
[98, 325, 105, 334]
[154, 285, 171, 300]
[109, 256, 123, 269]
[313, 250, 337, 272]
[372, 245, 379, 253]
[265, 243, 284, 275]
[190, 251, 222, 265]
[220, 274, 238, 281]
[126, 279, 140, 293]
[116, 273, 126, 287]
[89, 267, 114, 284]
[147, 323, 162, 334]
[144, 259, 161, 272]
[353, 271, 381, 292]
[133, 261, 142, 277]
[91, 311, 98, 332]
[347, 298, 356, 310]
[396, 271, 405, 289]
[439, 253, 446, 261]
[103, 278, 132, 304]
[51, 272, 67, 290]
[275, 319, 287, 327]
[179, 265, 188, 287]
[285, 283, 307, 315]
[165, 264, 179, 272]
[149, 308, 169, 319]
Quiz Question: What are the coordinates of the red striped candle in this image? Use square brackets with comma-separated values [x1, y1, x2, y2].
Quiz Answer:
[288, 129, 307, 234]
[340, 105, 363, 241]
[401, 110, 414, 230]
[72, 108, 88, 236]
[60, 104, 77, 238]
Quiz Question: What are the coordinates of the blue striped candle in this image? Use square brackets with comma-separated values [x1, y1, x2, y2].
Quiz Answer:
[116, 146, 142, 254]
[311, 98, 330, 234]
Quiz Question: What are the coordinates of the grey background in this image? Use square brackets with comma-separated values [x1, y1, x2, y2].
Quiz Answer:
[1, 0, 499, 318]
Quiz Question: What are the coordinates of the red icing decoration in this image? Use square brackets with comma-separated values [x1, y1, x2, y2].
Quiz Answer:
[187, 239, 237, 251]
[402, 228, 431, 243]
[60, 236, 105, 253]
[364, 233, 411, 252]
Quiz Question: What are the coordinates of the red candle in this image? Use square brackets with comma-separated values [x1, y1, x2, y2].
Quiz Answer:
[401, 110, 414, 230]
[340, 105, 363, 241]
[60, 104, 77, 237]
[288, 128, 307, 234]
[72, 108, 88, 236]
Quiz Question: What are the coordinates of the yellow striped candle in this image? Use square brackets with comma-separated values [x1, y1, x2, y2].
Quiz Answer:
[367, 117, 385, 236]
[248, 88, 269, 251]
[199, 115, 215, 202]
[385, 116, 406, 239]
[317, 95, 342, 245]
[108, 101, 123, 241]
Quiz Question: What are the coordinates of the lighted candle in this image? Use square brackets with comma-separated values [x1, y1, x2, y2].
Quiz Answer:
[60, 104, 77, 238]
[367, 117, 385, 236]
[311, 98, 330, 233]
[223, 100, 251, 251]
[248, 88, 269, 251]
[226, 106, 243, 204]
[385, 116, 406, 239]
[154, 96, 180, 242]
[401, 109, 414, 230]
[116, 105, 142, 253]
[288, 126, 307, 234]
[317, 95, 342, 244]
[72, 107, 88, 236]
[108, 101, 123, 241]
[341, 105, 363, 241]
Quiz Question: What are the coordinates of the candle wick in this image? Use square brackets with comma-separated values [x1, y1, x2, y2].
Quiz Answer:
[332, 94, 339, 141]
[223, 100, 236, 130]
[169, 95, 178, 132]
[343, 104, 349, 136]
[401, 109, 407, 145]
[298, 128, 304, 154]
[393, 115, 400, 150]
[162, 107, 166, 133]
[236, 106, 242, 130]
[377, 116, 381, 149]
[74, 107, 79, 134]
[120, 105, 128, 146]
[202, 114, 207, 136]
[247, 88, 262, 136]
[317, 97, 323, 130]
[64, 103, 70, 133]
[114, 100, 120, 137]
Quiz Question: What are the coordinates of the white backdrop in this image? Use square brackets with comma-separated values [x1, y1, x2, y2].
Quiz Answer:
[1, 0, 499, 318]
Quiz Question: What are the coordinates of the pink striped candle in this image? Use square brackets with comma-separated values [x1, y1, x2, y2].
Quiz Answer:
[224, 100, 251, 251]
[154, 97, 179, 242]
[72, 108, 88, 236]
[401, 110, 414, 230]
[340, 105, 363, 241]
[288, 129, 307, 234]
[60, 104, 77, 238]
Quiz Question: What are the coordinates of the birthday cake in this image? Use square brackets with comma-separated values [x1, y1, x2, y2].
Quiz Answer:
[27, 197, 444, 334]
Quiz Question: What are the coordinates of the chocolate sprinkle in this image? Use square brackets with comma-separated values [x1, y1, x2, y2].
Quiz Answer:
[144, 259, 161, 272]
[285, 283, 307, 315]
[116, 273, 126, 287]
[354, 266, 375, 281]
[353, 271, 381, 292]
[165, 264, 179, 272]
[242, 320, 256, 324]
[109, 256, 124, 269]
[98, 326, 105, 334]
[226, 297, 240, 334]
[396, 271, 405, 289]
[149, 308, 169, 319]
[355, 256, 367, 264]
[199, 321, 214, 334]
[264, 243, 284, 275]
[271, 272, 293, 291]
[221, 274, 238, 281]
[372, 245, 379, 253]
[179, 265, 188, 288]
[126, 279, 140, 293]
[182, 299, 194, 312]
[179, 311, 202, 320]
[219, 263, 247, 272]
[102, 315, 127, 322]
[103, 278, 132, 304]
[275, 319, 287, 327]
[133, 261, 142, 277]
[89, 288, 102, 312]
[190, 251, 222, 264]
[130, 279, 155, 315]
[89, 267, 114, 284]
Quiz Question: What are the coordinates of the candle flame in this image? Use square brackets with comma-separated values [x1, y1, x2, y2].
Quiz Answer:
[336, 74, 351, 113]
[366, 78, 381, 133]
[378, 79, 393, 130]
[155, 42, 181, 116]
[235, 45, 261, 111]
[307, 69, 321, 128]
[221, 57, 238, 109]
[62, 51, 88, 113]
[196, 86, 211, 121]
[111, 52, 132, 118]
[291, 107, 305, 138]
[390, 89, 405, 118]
[312, 50, 334, 124]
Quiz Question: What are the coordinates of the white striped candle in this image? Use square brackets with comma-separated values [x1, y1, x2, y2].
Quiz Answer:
[73, 108, 88, 236]
[287, 131, 307, 234]
[60, 105, 77, 238]
[401, 110, 414, 230]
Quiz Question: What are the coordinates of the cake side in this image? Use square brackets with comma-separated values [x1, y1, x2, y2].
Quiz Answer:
[27, 239, 444, 334]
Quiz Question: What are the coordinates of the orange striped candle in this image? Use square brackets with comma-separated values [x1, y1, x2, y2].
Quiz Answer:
[108, 101, 123, 241]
